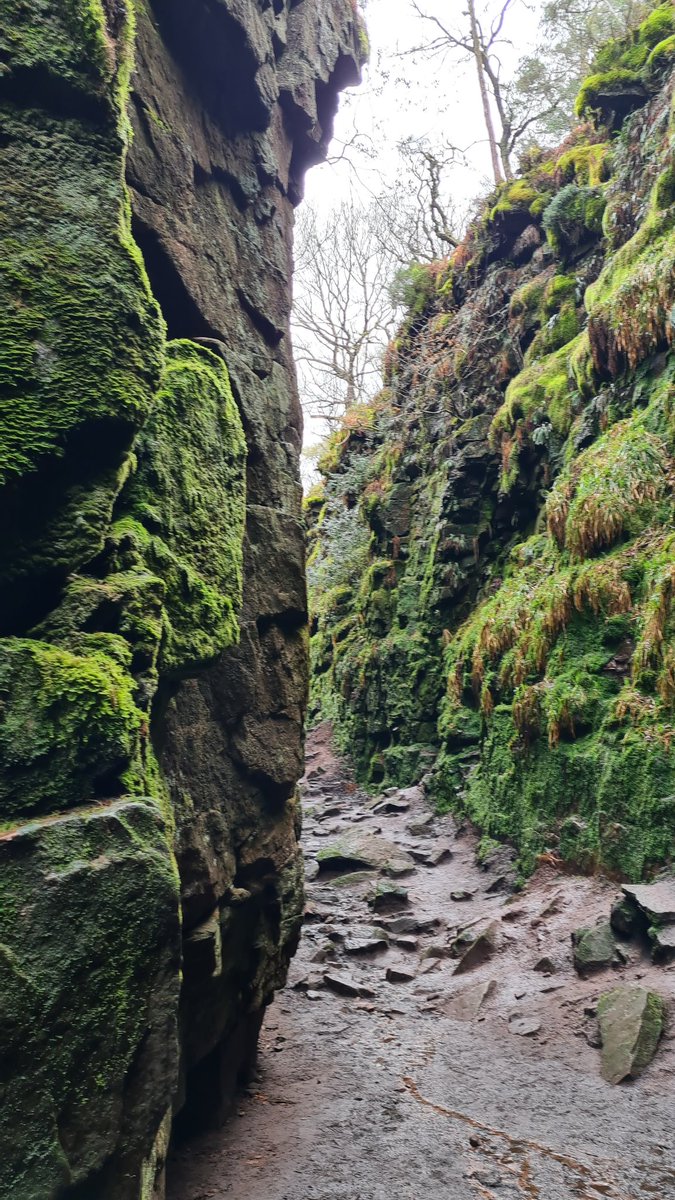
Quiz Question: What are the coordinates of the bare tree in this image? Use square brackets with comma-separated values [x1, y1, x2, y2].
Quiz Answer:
[409, 0, 561, 183]
[371, 137, 464, 264]
[292, 199, 400, 429]
[467, 0, 506, 183]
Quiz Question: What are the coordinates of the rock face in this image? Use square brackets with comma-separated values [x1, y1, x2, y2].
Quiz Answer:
[0, 2, 362, 1197]
[308, 6, 675, 881]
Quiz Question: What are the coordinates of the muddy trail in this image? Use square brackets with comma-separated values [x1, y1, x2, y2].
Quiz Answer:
[168, 726, 675, 1200]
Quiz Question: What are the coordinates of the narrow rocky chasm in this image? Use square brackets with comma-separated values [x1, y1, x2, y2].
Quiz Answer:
[168, 725, 675, 1200]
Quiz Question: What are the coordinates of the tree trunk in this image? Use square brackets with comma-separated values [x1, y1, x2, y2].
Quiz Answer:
[467, 0, 504, 186]
[499, 134, 514, 180]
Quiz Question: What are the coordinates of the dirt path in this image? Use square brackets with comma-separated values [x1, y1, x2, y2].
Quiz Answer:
[168, 725, 675, 1200]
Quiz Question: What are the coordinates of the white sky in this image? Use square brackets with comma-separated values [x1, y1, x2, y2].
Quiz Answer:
[307, 0, 542, 209]
[298, 0, 543, 456]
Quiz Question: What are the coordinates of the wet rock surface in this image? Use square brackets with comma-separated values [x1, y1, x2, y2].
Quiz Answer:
[168, 725, 675, 1200]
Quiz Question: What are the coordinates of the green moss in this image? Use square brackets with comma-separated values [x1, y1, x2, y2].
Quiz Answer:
[575, 68, 645, 119]
[309, 9, 675, 885]
[653, 161, 675, 209]
[490, 179, 539, 221]
[525, 301, 579, 364]
[575, 5, 674, 121]
[108, 341, 246, 675]
[437, 698, 675, 877]
[390, 261, 437, 320]
[0, 2, 165, 596]
[638, 2, 675, 41]
[542, 184, 606, 258]
[0, 638, 145, 820]
[647, 33, 675, 72]
[543, 274, 577, 313]
[509, 275, 549, 320]
[0, 0, 128, 101]
[546, 419, 671, 559]
[491, 338, 582, 489]
[557, 143, 610, 188]
[437, 383, 675, 876]
[585, 207, 675, 377]
[36, 569, 166, 689]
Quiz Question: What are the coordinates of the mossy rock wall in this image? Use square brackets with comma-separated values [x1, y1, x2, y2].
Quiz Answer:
[0, 1, 363, 1197]
[309, 14, 675, 882]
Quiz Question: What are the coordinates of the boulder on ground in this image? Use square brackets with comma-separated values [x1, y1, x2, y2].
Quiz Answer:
[610, 895, 642, 938]
[323, 972, 375, 999]
[572, 921, 625, 976]
[367, 881, 410, 912]
[453, 923, 500, 975]
[650, 924, 675, 962]
[597, 986, 664, 1084]
[618, 880, 675, 962]
[386, 965, 416, 984]
[344, 927, 389, 955]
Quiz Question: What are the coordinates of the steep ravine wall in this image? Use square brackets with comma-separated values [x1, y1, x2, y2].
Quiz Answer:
[309, 6, 675, 884]
[0, 2, 362, 1197]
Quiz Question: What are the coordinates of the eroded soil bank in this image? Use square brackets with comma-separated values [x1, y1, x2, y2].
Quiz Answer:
[168, 726, 675, 1200]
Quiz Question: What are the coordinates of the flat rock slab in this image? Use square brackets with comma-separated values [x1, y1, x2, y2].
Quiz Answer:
[323, 972, 375, 999]
[508, 1013, 542, 1038]
[622, 880, 675, 923]
[392, 936, 418, 952]
[442, 979, 496, 1022]
[598, 986, 664, 1084]
[420, 841, 454, 867]
[317, 833, 415, 878]
[369, 797, 411, 815]
[407, 814, 435, 836]
[344, 927, 389, 955]
[328, 870, 376, 888]
[381, 915, 442, 936]
[386, 965, 416, 984]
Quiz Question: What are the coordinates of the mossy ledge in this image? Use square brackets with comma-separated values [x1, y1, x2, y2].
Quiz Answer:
[309, 7, 675, 884]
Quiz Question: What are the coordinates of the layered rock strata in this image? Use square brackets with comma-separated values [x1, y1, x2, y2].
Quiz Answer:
[0, 2, 362, 1197]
